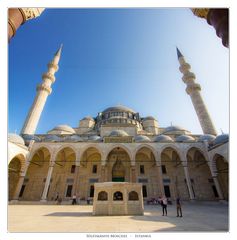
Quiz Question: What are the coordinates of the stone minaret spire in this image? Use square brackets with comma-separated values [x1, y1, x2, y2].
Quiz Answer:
[21, 45, 63, 135]
[176, 47, 217, 135]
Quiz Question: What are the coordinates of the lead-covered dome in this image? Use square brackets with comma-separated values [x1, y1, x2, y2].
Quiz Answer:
[102, 105, 136, 113]
[143, 116, 156, 121]
[53, 125, 76, 134]
[198, 134, 216, 143]
[81, 116, 95, 121]
[65, 135, 84, 142]
[176, 135, 195, 142]
[21, 134, 41, 144]
[8, 133, 25, 146]
[164, 125, 185, 132]
[153, 135, 174, 142]
[88, 135, 102, 142]
[43, 135, 62, 142]
[213, 134, 229, 145]
[109, 130, 129, 137]
[134, 135, 151, 142]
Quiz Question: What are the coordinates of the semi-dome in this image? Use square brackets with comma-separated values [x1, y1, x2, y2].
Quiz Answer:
[143, 116, 156, 121]
[153, 135, 174, 142]
[198, 134, 216, 143]
[134, 135, 151, 142]
[8, 133, 25, 146]
[213, 134, 229, 145]
[176, 135, 195, 142]
[109, 130, 129, 137]
[164, 125, 186, 133]
[103, 105, 136, 113]
[88, 135, 102, 142]
[43, 135, 62, 142]
[65, 135, 84, 142]
[53, 125, 76, 134]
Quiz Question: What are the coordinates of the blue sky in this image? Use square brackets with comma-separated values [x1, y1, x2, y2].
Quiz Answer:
[8, 8, 229, 135]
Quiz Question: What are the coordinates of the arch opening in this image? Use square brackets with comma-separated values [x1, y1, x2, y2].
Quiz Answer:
[161, 147, 188, 200]
[214, 154, 228, 200]
[23, 147, 51, 201]
[135, 147, 157, 198]
[187, 147, 215, 200]
[106, 147, 131, 182]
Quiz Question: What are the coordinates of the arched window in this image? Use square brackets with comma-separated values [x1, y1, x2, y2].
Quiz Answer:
[98, 191, 108, 201]
[113, 191, 123, 201]
[128, 191, 139, 201]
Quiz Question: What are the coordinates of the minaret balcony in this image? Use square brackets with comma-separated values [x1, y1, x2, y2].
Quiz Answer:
[42, 72, 55, 83]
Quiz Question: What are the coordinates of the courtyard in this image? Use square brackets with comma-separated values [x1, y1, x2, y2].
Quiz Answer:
[8, 201, 228, 232]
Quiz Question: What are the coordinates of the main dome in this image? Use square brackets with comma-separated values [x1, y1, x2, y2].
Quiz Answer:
[102, 105, 136, 113]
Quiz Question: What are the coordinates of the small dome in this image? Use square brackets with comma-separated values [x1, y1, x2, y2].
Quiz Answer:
[143, 116, 156, 121]
[109, 130, 129, 137]
[134, 135, 151, 142]
[153, 135, 174, 142]
[176, 135, 195, 142]
[44, 135, 62, 142]
[22, 134, 41, 143]
[164, 125, 186, 133]
[65, 135, 84, 142]
[198, 134, 216, 143]
[88, 135, 102, 142]
[103, 105, 136, 113]
[81, 116, 94, 121]
[53, 125, 76, 134]
[8, 133, 25, 146]
[213, 134, 229, 145]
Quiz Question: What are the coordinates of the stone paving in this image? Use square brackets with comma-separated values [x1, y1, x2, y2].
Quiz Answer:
[8, 201, 228, 232]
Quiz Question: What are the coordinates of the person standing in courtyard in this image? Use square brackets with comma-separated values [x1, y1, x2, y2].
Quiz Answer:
[161, 196, 168, 216]
[176, 196, 183, 217]
[72, 194, 77, 205]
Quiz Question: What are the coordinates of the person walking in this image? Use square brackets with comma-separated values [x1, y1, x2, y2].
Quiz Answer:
[176, 196, 183, 217]
[161, 196, 168, 216]
[72, 194, 77, 205]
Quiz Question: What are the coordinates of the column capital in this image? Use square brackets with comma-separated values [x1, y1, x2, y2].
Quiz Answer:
[19, 8, 45, 22]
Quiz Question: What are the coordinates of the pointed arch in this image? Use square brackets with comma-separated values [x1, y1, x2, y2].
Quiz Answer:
[134, 144, 158, 162]
[105, 143, 133, 162]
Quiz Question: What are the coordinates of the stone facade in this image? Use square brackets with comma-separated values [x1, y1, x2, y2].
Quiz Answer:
[8, 117, 229, 202]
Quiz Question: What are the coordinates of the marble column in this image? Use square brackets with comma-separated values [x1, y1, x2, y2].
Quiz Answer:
[41, 162, 54, 202]
[100, 165, 106, 182]
[156, 165, 165, 197]
[183, 166, 195, 200]
[8, 8, 45, 41]
[11, 162, 30, 201]
[212, 176, 224, 200]
[130, 165, 136, 183]
[72, 165, 80, 195]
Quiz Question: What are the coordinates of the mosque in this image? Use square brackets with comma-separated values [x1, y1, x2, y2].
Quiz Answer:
[8, 45, 228, 203]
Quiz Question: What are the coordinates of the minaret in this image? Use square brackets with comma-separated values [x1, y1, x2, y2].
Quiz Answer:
[176, 47, 217, 135]
[21, 45, 63, 135]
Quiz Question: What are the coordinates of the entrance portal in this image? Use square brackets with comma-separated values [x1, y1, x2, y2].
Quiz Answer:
[112, 159, 125, 182]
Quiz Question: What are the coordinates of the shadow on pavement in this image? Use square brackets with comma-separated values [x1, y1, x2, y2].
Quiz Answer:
[45, 212, 92, 217]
